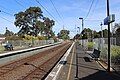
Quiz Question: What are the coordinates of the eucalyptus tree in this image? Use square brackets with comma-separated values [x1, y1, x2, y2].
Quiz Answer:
[14, 7, 43, 36]
[57, 29, 70, 40]
[43, 17, 55, 38]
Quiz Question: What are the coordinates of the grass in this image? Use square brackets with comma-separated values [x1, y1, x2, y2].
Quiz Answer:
[0, 45, 4, 53]
[111, 45, 120, 60]
[100, 45, 120, 62]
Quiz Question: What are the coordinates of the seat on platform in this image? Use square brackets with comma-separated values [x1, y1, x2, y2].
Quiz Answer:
[88, 49, 101, 61]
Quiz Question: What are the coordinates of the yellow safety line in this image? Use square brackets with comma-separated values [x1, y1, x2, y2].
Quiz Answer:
[67, 45, 75, 80]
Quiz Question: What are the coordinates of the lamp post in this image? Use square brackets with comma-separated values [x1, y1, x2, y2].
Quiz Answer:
[79, 18, 84, 47]
[75, 27, 80, 80]
[77, 27, 80, 34]
[100, 22, 103, 51]
[100, 22, 103, 38]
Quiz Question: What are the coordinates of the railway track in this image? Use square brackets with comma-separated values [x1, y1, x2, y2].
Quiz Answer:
[0, 42, 72, 80]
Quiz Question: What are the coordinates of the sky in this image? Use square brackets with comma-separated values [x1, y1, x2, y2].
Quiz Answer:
[0, 0, 120, 38]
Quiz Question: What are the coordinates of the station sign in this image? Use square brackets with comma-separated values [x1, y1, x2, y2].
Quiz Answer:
[104, 14, 115, 25]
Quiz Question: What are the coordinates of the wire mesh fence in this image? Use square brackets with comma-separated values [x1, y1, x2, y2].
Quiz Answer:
[79, 38, 120, 73]
[0, 40, 54, 52]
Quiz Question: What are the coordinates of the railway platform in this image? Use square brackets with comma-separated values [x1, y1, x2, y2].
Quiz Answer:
[54, 43, 120, 80]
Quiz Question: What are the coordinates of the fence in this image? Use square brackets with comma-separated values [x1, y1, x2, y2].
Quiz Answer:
[79, 38, 120, 73]
[1, 40, 54, 51]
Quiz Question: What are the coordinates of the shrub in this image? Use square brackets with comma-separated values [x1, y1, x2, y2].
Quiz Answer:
[100, 46, 108, 60]
[5, 35, 23, 40]
[111, 45, 120, 60]
[23, 35, 42, 40]
[87, 42, 94, 50]
[37, 36, 46, 40]
[53, 36, 58, 42]
[100, 45, 120, 62]
[0, 45, 4, 52]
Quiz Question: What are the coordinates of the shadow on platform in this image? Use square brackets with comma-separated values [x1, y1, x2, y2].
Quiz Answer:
[67, 62, 100, 71]
[67, 62, 120, 80]
[79, 70, 116, 80]
[83, 57, 92, 62]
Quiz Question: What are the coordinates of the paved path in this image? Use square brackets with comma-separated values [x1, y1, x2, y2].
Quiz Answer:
[56, 43, 120, 80]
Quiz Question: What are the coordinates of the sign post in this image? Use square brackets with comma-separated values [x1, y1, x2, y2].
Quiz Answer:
[104, 12, 115, 72]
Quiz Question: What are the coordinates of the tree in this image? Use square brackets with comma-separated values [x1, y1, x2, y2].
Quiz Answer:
[14, 7, 55, 39]
[36, 21, 44, 35]
[93, 30, 100, 38]
[14, 7, 43, 36]
[73, 34, 81, 40]
[57, 29, 70, 40]
[4, 28, 14, 37]
[81, 28, 93, 39]
[0, 34, 4, 37]
[116, 28, 120, 46]
[43, 17, 55, 38]
[103, 29, 108, 38]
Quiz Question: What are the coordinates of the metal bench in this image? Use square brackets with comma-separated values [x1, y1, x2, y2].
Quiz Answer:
[88, 49, 101, 60]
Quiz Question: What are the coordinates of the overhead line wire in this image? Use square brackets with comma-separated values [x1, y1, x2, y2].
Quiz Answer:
[84, 0, 95, 20]
[49, 0, 68, 28]
[14, 0, 25, 8]
[49, 0, 64, 23]
[89, 0, 99, 17]
[0, 3, 16, 12]
[92, 0, 99, 14]
[84, 19, 101, 21]
[35, 0, 61, 25]
[0, 16, 13, 23]
[0, 10, 13, 16]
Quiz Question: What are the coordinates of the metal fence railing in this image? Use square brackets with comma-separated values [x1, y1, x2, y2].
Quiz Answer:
[79, 38, 120, 73]
[0, 40, 54, 52]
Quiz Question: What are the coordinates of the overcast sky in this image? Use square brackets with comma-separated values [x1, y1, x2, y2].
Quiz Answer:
[0, 0, 120, 38]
